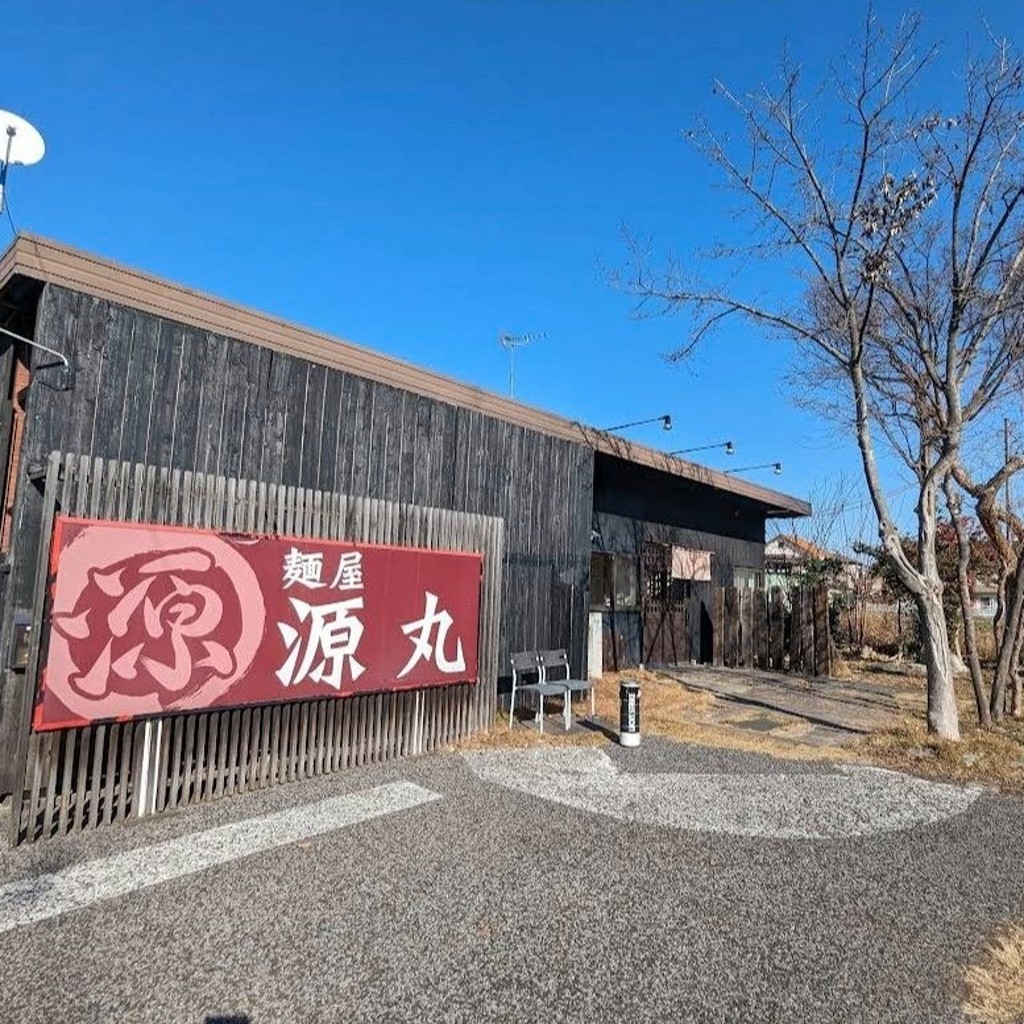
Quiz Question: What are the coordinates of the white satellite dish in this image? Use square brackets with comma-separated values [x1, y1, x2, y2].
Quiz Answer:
[0, 110, 46, 215]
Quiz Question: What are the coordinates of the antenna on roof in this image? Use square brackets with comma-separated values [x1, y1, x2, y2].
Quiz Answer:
[499, 330, 545, 398]
[0, 110, 46, 217]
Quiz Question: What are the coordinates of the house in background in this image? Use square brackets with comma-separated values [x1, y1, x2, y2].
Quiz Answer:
[764, 534, 869, 594]
[971, 579, 1000, 619]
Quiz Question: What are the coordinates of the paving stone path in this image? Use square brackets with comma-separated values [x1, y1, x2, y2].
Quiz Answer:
[663, 664, 907, 734]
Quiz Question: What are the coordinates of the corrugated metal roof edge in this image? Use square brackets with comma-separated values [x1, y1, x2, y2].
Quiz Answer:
[0, 232, 810, 518]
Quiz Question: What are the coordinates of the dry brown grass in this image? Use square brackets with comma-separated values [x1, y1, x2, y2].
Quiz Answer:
[838, 660, 1024, 790]
[853, 718, 1024, 791]
[450, 669, 851, 761]
[450, 699, 608, 752]
[963, 922, 1024, 1024]
[590, 670, 851, 763]
[592, 669, 714, 723]
[451, 718, 605, 752]
[452, 662, 1024, 789]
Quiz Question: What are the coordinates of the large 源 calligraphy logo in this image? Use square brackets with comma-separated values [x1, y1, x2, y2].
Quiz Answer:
[47, 529, 265, 720]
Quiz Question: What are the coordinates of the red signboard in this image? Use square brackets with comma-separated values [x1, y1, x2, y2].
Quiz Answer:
[36, 517, 482, 731]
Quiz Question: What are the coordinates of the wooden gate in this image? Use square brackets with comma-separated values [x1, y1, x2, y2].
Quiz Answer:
[638, 541, 831, 679]
[641, 542, 699, 665]
[710, 585, 831, 676]
[8, 452, 504, 845]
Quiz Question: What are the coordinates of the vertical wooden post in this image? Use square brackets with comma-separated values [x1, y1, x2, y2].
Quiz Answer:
[800, 587, 815, 674]
[681, 601, 691, 664]
[688, 594, 702, 664]
[135, 719, 163, 818]
[7, 452, 61, 846]
[751, 588, 766, 669]
[740, 589, 754, 667]
[769, 587, 785, 670]
[788, 587, 803, 673]
[724, 586, 740, 667]
[712, 586, 724, 666]
[812, 586, 831, 677]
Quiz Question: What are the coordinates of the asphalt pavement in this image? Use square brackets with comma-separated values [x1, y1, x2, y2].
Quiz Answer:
[0, 736, 1021, 1024]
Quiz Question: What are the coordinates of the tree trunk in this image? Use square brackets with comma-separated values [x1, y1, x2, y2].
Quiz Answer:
[957, 547, 990, 726]
[991, 562, 1024, 722]
[993, 573, 1008, 653]
[960, 597, 990, 728]
[916, 589, 961, 740]
[945, 483, 990, 726]
[1009, 620, 1023, 718]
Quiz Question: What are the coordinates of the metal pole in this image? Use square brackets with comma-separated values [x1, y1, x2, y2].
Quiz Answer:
[0, 127, 15, 215]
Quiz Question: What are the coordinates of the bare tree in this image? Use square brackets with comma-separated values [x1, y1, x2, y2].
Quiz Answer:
[953, 453, 1024, 720]
[617, 11, 1024, 740]
[943, 478, 990, 726]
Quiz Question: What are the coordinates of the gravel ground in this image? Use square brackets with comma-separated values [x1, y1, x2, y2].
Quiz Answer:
[463, 746, 983, 838]
[0, 737, 1021, 1024]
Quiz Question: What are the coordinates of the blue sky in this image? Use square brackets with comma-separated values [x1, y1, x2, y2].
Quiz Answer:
[4, 1, 1020, 548]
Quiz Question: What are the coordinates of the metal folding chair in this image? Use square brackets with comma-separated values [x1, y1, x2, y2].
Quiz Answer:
[509, 651, 570, 732]
[539, 649, 594, 728]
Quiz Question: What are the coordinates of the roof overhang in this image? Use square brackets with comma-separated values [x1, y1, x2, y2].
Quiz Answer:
[0, 233, 810, 518]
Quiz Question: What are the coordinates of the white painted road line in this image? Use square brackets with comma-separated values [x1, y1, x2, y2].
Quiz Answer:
[0, 780, 442, 933]
[464, 747, 982, 839]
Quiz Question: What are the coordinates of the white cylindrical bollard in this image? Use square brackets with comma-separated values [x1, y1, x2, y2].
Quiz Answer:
[619, 679, 641, 747]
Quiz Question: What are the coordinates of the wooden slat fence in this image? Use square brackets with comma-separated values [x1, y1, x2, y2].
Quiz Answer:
[711, 584, 831, 676]
[10, 451, 504, 844]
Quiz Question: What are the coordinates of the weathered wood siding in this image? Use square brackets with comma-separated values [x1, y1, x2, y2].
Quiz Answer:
[10, 452, 505, 844]
[592, 453, 769, 668]
[592, 454, 767, 585]
[0, 285, 592, 788]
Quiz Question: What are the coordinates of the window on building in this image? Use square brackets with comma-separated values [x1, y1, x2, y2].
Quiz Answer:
[733, 566, 765, 590]
[590, 553, 640, 610]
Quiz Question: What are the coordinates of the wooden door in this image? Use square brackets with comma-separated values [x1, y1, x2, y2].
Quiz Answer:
[641, 541, 689, 666]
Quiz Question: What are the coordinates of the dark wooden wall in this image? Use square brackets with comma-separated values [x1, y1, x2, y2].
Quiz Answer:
[592, 453, 770, 670]
[592, 454, 767, 586]
[0, 284, 593, 787]
[593, 512, 766, 587]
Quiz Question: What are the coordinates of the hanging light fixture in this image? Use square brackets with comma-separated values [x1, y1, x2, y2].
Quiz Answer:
[604, 414, 673, 432]
[670, 440, 735, 456]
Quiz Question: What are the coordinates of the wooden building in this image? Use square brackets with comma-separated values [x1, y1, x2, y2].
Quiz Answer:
[0, 234, 808, 812]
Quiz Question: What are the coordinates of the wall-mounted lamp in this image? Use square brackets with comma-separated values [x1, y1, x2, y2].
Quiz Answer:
[0, 324, 74, 391]
[724, 461, 782, 476]
[604, 414, 673, 433]
[671, 440, 735, 457]
[10, 610, 31, 670]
